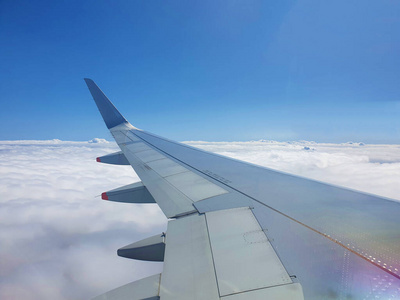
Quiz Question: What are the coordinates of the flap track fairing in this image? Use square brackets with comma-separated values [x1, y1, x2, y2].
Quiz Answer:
[118, 233, 165, 262]
[102, 182, 156, 204]
[96, 151, 130, 165]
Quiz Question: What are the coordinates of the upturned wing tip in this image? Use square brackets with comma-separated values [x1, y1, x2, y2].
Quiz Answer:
[84, 78, 128, 129]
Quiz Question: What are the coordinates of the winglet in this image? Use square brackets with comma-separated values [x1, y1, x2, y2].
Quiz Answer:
[84, 78, 128, 129]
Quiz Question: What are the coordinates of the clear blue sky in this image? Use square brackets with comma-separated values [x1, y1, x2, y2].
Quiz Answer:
[1, 0, 399, 143]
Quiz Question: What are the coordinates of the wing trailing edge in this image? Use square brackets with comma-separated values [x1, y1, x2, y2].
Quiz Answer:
[91, 273, 161, 300]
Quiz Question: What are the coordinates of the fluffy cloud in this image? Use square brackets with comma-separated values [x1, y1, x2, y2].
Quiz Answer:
[1, 139, 400, 299]
[0, 140, 166, 300]
[186, 140, 400, 200]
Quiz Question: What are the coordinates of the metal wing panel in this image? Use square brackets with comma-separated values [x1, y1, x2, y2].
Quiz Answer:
[252, 201, 400, 299]
[164, 171, 228, 201]
[121, 142, 196, 218]
[134, 149, 166, 163]
[146, 158, 188, 177]
[108, 126, 231, 218]
[132, 129, 400, 296]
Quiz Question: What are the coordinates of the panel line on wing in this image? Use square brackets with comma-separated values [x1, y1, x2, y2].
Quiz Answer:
[115, 132, 231, 217]
[219, 283, 298, 298]
[124, 131, 229, 204]
[220, 283, 304, 299]
[132, 147, 153, 153]
[203, 210, 222, 298]
[162, 171, 191, 179]
[159, 214, 220, 299]
[135, 149, 166, 163]
[130, 130, 400, 281]
[124, 141, 142, 145]
[164, 171, 228, 202]
[205, 207, 292, 296]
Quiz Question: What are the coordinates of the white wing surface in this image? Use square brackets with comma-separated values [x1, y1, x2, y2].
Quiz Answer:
[85, 79, 400, 299]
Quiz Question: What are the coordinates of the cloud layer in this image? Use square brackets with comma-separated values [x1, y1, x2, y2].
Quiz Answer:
[186, 140, 400, 200]
[1, 139, 400, 299]
[0, 140, 166, 300]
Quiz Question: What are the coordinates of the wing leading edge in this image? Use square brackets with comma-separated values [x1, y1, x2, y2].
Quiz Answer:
[85, 79, 400, 299]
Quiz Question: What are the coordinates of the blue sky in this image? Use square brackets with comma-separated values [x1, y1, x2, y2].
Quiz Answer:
[1, 0, 399, 143]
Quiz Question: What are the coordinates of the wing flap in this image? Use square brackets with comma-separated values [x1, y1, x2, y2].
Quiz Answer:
[91, 273, 161, 300]
[159, 207, 302, 299]
[205, 207, 294, 296]
[160, 213, 220, 300]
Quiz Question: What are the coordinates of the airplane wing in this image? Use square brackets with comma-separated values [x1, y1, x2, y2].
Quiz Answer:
[85, 79, 400, 300]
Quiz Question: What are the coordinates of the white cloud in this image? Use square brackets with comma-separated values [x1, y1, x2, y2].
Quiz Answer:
[1, 139, 400, 299]
[185, 140, 400, 200]
[88, 138, 109, 144]
[0, 140, 166, 300]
